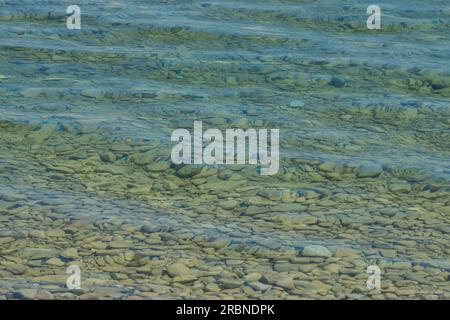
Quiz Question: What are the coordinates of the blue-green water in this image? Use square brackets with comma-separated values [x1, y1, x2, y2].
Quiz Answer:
[0, 0, 449, 299]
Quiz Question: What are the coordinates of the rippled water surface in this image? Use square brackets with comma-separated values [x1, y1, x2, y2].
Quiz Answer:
[0, 0, 449, 299]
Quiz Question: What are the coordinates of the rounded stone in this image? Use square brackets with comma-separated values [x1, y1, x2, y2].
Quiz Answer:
[301, 245, 332, 258]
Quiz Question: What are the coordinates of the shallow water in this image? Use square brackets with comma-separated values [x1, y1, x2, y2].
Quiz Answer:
[0, 0, 449, 299]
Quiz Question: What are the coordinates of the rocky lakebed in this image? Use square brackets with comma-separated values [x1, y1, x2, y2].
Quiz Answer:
[0, 0, 449, 300]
